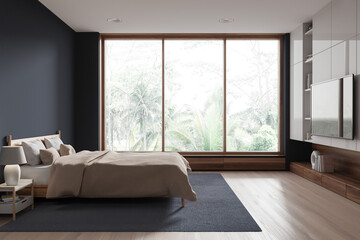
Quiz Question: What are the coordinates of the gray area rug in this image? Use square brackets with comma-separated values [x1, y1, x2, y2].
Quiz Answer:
[0, 173, 261, 232]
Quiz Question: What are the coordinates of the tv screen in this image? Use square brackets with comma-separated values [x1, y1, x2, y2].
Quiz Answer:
[311, 75, 353, 139]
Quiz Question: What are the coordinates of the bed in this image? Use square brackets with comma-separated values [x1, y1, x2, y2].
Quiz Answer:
[8, 132, 196, 207]
[20, 164, 52, 185]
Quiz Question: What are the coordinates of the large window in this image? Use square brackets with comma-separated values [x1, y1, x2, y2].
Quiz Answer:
[165, 40, 224, 151]
[104, 40, 162, 151]
[102, 35, 282, 153]
[226, 40, 280, 151]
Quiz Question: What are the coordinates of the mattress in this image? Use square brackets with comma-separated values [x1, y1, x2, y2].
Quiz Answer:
[21, 164, 52, 185]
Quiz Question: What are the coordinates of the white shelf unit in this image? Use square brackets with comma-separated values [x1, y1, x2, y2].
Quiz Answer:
[303, 22, 313, 141]
[290, 22, 313, 141]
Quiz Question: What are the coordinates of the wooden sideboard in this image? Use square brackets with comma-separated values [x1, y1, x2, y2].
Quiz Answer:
[290, 162, 360, 204]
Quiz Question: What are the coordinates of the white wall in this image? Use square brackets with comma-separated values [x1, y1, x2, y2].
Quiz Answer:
[292, 0, 360, 152]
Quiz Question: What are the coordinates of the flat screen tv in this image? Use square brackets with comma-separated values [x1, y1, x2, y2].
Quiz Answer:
[311, 74, 354, 139]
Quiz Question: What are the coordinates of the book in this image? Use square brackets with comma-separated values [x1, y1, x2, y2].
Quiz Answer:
[315, 155, 334, 173]
[1, 195, 21, 203]
[1, 194, 19, 199]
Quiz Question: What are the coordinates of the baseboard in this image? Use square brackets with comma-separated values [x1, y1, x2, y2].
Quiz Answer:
[186, 157, 286, 170]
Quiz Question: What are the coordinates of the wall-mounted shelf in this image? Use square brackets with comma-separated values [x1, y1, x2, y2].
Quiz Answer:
[305, 28, 313, 36]
[305, 57, 313, 63]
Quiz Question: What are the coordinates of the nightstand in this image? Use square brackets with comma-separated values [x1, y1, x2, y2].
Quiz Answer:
[0, 179, 34, 221]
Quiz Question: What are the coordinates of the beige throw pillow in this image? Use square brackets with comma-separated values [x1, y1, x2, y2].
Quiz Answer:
[60, 144, 76, 156]
[39, 147, 60, 165]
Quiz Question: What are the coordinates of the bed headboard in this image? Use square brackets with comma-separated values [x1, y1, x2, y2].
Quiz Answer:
[7, 130, 61, 146]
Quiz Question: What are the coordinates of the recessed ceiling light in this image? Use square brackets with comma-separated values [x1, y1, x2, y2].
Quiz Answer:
[107, 18, 122, 23]
[219, 18, 234, 23]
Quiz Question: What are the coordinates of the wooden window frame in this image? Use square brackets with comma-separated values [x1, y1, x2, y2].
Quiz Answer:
[100, 33, 284, 157]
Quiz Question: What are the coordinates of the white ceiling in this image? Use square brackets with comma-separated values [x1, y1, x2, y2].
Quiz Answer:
[39, 0, 331, 33]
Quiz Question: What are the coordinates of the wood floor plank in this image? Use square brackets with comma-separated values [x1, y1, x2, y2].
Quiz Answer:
[0, 171, 359, 240]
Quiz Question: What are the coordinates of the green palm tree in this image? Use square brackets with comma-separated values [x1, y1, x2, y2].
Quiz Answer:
[106, 72, 162, 151]
[165, 87, 223, 151]
[127, 81, 162, 151]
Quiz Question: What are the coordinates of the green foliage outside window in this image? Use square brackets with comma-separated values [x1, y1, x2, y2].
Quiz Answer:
[105, 39, 280, 152]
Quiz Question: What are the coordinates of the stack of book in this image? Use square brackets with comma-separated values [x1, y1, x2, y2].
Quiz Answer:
[311, 151, 334, 173]
[0, 195, 21, 203]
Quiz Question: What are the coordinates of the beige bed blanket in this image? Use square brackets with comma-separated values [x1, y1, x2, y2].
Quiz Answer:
[46, 150, 197, 201]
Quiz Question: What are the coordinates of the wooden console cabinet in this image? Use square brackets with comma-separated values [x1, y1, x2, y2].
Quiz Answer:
[290, 162, 360, 204]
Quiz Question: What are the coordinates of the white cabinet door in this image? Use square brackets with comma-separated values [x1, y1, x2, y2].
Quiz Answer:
[290, 63, 303, 141]
[313, 3, 331, 55]
[313, 49, 331, 84]
[331, 37, 358, 151]
[290, 24, 303, 66]
[332, 0, 357, 47]
[329, 34, 357, 152]
[331, 36, 357, 79]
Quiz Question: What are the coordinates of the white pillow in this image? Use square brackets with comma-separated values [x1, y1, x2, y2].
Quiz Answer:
[44, 137, 63, 151]
[22, 139, 46, 166]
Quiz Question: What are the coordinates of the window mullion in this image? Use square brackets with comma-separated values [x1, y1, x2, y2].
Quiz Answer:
[162, 38, 165, 152]
[223, 38, 227, 153]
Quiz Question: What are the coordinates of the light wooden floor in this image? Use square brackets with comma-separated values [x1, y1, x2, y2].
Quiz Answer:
[0, 171, 359, 240]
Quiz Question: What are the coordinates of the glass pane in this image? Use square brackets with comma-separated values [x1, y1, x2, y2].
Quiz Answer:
[105, 40, 162, 151]
[164, 40, 224, 151]
[226, 40, 280, 152]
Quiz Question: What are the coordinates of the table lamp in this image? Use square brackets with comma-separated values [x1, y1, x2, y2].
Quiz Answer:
[0, 146, 27, 186]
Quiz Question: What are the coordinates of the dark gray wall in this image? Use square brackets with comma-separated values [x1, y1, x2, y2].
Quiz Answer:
[0, 0, 75, 181]
[74, 33, 100, 151]
[0, 1, 310, 178]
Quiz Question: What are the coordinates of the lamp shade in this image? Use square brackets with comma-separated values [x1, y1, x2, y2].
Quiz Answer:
[0, 146, 27, 165]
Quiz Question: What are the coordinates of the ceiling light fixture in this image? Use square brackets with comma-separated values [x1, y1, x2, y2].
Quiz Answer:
[107, 18, 122, 23]
[219, 18, 234, 23]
